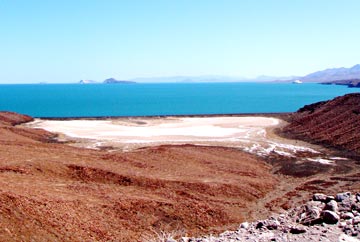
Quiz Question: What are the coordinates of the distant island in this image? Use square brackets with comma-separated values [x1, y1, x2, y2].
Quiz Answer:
[103, 78, 136, 84]
[79, 80, 97, 84]
[79, 78, 136, 84]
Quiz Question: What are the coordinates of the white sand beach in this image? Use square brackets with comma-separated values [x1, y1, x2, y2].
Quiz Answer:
[30, 116, 279, 141]
[26, 116, 342, 164]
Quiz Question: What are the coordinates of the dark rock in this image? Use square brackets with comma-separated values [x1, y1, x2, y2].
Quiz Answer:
[290, 226, 307, 234]
[256, 221, 265, 229]
[321, 210, 340, 224]
[266, 220, 280, 230]
[325, 196, 335, 203]
[356, 193, 360, 202]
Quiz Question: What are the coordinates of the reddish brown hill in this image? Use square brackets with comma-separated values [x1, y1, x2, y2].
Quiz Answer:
[282, 93, 360, 157]
[0, 112, 277, 241]
[0, 112, 33, 126]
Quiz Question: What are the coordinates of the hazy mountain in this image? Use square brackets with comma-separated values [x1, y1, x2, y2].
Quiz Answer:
[77, 64, 360, 85]
[301, 64, 360, 82]
[254, 75, 300, 82]
[130, 75, 297, 83]
[77, 75, 300, 84]
[103, 78, 136, 84]
[131, 75, 244, 83]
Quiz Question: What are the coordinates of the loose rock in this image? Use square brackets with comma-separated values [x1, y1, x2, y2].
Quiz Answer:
[322, 210, 340, 224]
[185, 192, 360, 242]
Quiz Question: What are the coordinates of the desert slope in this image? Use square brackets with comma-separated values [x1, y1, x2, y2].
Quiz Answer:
[282, 93, 360, 157]
[0, 112, 277, 241]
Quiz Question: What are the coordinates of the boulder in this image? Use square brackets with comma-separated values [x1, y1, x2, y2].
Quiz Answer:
[336, 192, 352, 202]
[290, 225, 307, 234]
[313, 193, 327, 202]
[321, 210, 340, 224]
[298, 205, 322, 225]
[256, 221, 265, 229]
[325, 196, 335, 203]
[324, 200, 339, 212]
[240, 222, 249, 229]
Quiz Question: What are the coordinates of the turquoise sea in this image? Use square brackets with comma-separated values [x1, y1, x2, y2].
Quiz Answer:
[0, 83, 358, 118]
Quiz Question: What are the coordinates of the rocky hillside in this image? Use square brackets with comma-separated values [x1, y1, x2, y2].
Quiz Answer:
[0, 111, 33, 125]
[282, 93, 360, 157]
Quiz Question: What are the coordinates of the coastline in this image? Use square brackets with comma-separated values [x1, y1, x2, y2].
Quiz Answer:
[27, 114, 346, 168]
[33, 112, 291, 120]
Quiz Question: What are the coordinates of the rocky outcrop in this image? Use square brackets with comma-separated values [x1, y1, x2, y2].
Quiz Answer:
[0, 111, 33, 126]
[322, 79, 360, 88]
[185, 192, 360, 242]
[282, 93, 360, 157]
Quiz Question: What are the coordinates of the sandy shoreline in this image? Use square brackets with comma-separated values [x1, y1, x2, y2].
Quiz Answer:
[28, 116, 280, 146]
[26, 115, 345, 164]
[34, 112, 290, 120]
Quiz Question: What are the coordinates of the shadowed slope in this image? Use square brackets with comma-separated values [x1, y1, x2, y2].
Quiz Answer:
[282, 93, 360, 157]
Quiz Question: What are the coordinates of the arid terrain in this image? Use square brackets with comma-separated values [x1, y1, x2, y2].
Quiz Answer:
[282, 93, 360, 158]
[0, 112, 278, 241]
[0, 93, 360, 241]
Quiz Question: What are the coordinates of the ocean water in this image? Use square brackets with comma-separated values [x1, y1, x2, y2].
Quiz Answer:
[0, 83, 358, 118]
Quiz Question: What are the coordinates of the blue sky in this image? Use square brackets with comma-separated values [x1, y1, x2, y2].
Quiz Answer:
[0, 0, 359, 83]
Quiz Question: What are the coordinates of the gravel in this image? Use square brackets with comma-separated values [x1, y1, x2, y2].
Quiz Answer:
[180, 192, 360, 242]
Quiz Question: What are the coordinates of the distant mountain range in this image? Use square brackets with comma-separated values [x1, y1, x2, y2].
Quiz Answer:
[79, 75, 297, 84]
[78, 64, 360, 85]
[300, 64, 360, 83]
[103, 78, 135, 84]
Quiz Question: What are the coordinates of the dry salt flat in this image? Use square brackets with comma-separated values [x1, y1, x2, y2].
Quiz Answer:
[28, 116, 346, 164]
